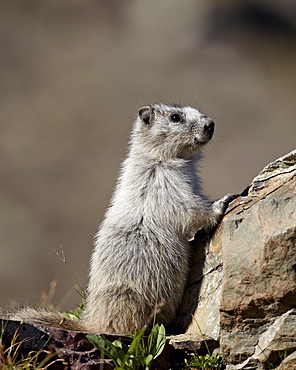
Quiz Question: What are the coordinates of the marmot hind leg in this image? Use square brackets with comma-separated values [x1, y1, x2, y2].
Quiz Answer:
[84, 287, 157, 334]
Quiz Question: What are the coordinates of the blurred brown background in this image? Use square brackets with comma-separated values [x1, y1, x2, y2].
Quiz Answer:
[0, 0, 295, 310]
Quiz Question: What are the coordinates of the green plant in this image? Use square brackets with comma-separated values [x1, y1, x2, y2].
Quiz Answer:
[183, 317, 224, 370]
[184, 353, 223, 370]
[63, 299, 85, 321]
[87, 323, 166, 370]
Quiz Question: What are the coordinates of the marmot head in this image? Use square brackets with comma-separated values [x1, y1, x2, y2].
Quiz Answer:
[132, 103, 215, 160]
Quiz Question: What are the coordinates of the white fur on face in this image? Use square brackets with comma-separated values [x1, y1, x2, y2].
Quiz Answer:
[133, 103, 214, 159]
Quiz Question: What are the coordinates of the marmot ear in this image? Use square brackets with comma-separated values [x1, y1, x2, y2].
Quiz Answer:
[138, 106, 153, 126]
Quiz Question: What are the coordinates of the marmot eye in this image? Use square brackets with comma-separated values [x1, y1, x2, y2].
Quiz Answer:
[170, 113, 182, 123]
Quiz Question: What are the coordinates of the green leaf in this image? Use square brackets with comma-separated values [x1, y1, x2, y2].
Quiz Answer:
[116, 357, 123, 366]
[148, 324, 166, 359]
[112, 339, 123, 350]
[86, 334, 120, 364]
[127, 326, 146, 357]
[144, 354, 153, 366]
[64, 312, 78, 320]
[87, 324, 166, 370]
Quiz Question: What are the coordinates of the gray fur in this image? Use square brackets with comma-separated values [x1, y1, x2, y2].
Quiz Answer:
[1, 103, 233, 334]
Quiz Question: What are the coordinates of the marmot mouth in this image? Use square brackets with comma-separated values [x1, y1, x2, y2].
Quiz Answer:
[193, 135, 212, 146]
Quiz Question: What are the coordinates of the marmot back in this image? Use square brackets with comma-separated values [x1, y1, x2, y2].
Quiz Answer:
[1, 103, 234, 334]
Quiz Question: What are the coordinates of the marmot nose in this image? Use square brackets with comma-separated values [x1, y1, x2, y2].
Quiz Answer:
[203, 117, 215, 138]
[203, 117, 215, 130]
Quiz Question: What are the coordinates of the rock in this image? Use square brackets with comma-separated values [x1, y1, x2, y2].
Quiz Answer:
[225, 358, 258, 370]
[176, 228, 224, 340]
[176, 149, 296, 370]
[253, 309, 296, 364]
[0, 320, 114, 369]
[168, 333, 219, 351]
[250, 149, 296, 183]
[274, 350, 296, 370]
[219, 149, 296, 366]
[224, 309, 296, 369]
